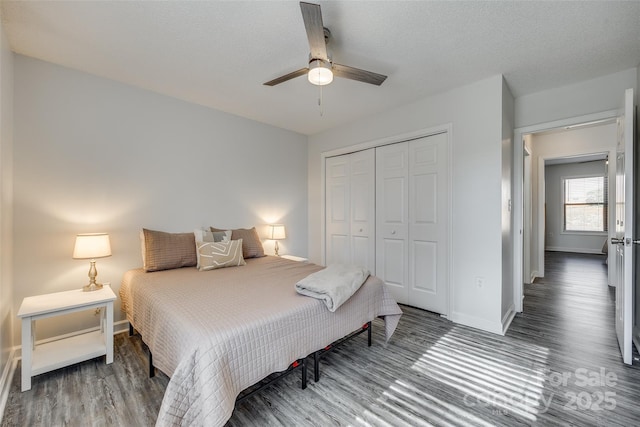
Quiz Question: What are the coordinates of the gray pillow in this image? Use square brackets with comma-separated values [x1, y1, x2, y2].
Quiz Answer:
[142, 228, 197, 272]
[194, 229, 231, 243]
[210, 226, 265, 258]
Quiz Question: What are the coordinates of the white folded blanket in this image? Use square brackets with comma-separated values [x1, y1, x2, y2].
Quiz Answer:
[295, 264, 370, 312]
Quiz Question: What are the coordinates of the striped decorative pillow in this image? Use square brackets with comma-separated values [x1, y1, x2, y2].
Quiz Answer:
[196, 239, 246, 271]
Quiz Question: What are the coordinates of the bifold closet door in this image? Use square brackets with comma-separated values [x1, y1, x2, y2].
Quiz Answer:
[408, 133, 448, 314]
[376, 133, 449, 314]
[375, 143, 409, 304]
[325, 149, 375, 272]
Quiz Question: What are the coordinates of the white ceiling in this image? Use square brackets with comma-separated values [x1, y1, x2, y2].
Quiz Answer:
[2, 1, 640, 135]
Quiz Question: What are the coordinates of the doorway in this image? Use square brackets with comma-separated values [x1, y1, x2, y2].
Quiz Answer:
[513, 110, 619, 312]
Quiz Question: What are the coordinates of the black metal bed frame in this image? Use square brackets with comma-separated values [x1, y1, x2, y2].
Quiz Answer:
[313, 321, 371, 382]
[129, 320, 372, 401]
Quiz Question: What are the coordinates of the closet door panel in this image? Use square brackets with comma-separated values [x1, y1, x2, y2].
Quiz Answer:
[328, 235, 350, 265]
[325, 149, 375, 270]
[350, 149, 375, 272]
[412, 240, 437, 292]
[409, 133, 448, 314]
[325, 156, 350, 265]
[376, 143, 409, 304]
[380, 239, 406, 302]
[413, 173, 438, 225]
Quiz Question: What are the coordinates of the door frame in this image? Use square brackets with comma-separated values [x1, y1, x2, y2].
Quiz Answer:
[523, 145, 532, 284]
[320, 123, 453, 314]
[513, 110, 620, 312]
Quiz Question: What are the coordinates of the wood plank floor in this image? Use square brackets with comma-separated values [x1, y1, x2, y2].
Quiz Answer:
[3, 251, 640, 426]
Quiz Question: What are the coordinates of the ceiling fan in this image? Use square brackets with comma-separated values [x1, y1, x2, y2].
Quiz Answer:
[264, 2, 387, 87]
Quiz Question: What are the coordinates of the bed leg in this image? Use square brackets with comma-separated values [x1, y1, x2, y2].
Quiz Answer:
[148, 348, 155, 378]
[313, 351, 320, 382]
[367, 321, 372, 347]
[129, 323, 134, 337]
[301, 358, 307, 390]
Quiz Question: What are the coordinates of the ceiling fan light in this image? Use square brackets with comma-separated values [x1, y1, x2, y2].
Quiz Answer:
[308, 59, 333, 86]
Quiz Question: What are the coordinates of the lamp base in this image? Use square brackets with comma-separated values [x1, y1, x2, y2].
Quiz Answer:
[83, 283, 103, 292]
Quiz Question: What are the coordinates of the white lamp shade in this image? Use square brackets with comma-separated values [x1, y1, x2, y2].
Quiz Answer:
[308, 59, 333, 86]
[269, 224, 286, 240]
[73, 233, 112, 259]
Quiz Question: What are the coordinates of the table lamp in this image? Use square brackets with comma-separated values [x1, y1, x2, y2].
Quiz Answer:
[73, 233, 112, 292]
[268, 224, 286, 256]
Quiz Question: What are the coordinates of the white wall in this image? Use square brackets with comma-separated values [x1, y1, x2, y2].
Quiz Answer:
[309, 75, 507, 334]
[544, 160, 608, 253]
[530, 124, 617, 279]
[0, 15, 14, 387]
[515, 68, 637, 129]
[13, 56, 308, 342]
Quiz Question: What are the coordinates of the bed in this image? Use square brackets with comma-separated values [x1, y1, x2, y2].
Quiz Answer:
[120, 255, 402, 426]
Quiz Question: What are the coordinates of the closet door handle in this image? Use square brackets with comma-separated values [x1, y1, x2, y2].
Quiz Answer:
[611, 237, 624, 245]
[391, 230, 396, 235]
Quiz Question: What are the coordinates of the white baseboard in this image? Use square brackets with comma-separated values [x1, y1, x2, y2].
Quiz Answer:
[450, 311, 504, 335]
[545, 246, 606, 255]
[0, 349, 17, 425]
[501, 304, 516, 335]
[530, 270, 539, 283]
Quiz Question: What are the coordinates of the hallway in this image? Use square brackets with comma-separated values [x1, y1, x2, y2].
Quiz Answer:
[507, 250, 639, 425]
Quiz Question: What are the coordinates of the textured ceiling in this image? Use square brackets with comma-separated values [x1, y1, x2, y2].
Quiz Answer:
[2, 1, 640, 135]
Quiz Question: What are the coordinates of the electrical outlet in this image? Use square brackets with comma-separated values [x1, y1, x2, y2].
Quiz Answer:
[475, 277, 485, 288]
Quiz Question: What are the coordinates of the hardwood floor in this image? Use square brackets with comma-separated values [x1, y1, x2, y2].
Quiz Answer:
[3, 251, 640, 426]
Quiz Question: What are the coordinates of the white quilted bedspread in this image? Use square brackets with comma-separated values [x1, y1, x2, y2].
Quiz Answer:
[120, 256, 402, 427]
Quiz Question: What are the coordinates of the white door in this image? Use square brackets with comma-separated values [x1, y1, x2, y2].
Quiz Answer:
[613, 88, 635, 365]
[325, 155, 351, 265]
[349, 149, 376, 273]
[325, 150, 375, 271]
[376, 133, 449, 313]
[376, 143, 409, 304]
[408, 134, 449, 314]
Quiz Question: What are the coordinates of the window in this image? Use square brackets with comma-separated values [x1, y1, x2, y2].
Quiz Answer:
[563, 176, 608, 232]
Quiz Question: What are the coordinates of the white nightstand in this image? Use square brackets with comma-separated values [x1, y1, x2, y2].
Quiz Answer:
[17, 285, 116, 392]
[280, 255, 308, 263]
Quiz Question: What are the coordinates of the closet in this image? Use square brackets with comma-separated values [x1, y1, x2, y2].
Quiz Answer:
[376, 133, 448, 313]
[325, 148, 375, 273]
[324, 132, 449, 315]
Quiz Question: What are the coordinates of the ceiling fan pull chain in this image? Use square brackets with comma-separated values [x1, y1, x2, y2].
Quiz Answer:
[319, 83, 324, 116]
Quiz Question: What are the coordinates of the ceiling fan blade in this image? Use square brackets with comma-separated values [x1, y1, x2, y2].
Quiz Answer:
[300, 2, 328, 61]
[263, 68, 309, 86]
[332, 63, 387, 86]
